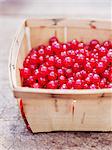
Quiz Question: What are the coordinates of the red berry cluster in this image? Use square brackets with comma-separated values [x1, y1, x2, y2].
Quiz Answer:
[20, 37, 112, 89]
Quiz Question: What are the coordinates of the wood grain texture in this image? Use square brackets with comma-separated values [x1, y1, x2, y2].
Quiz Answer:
[9, 18, 112, 133]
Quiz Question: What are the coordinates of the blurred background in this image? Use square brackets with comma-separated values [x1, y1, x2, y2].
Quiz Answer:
[0, 0, 112, 19]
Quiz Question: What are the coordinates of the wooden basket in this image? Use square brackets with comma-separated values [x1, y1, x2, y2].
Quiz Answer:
[9, 18, 112, 133]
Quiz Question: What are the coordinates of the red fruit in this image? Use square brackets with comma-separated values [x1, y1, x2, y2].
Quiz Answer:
[66, 79, 75, 89]
[108, 83, 112, 88]
[46, 56, 55, 66]
[83, 83, 89, 89]
[63, 57, 73, 68]
[92, 74, 100, 83]
[57, 69, 65, 76]
[96, 62, 105, 74]
[60, 84, 68, 89]
[48, 71, 57, 80]
[37, 47, 45, 56]
[80, 70, 88, 79]
[23, 58, 30, 67]
[58, 75, 66, 85]
[89, 84, 97, 89]
[47, 80, 58, 89]
[37, 56, 44, 64]
[103, 41, 112, 49]
[38, 77, 47, 86]
[30, 53, 38, 64]
[73, 63, 80, 72]
[20, 68, 31, 79]
[32, 83, 41, 88]
[107, 50, 112, 63]
[28, 64, 37, 72]
[75, 72, 82, 79]
[67, 50, 75, 58]
[45, 45, 53, 55]
[85, 76, 92, 85]
[74, 79, 83, 89]
[39, 65, 48, 77]
[99, 78, 107, 88]
[99, 46, 108, 57]
[65, 69, 73, 77]
[33, 69, 40, 79]
[101, 56, 109, 66]
[55, 58, 62, 68]
[49, 36, 58, 45]
[27, 76, 35, 86]
[90, 39, 99, 49]
[76, 54, 85, 64]
[48, 66, 56, 72]
[52, 42, 61, 54]
[69, 39, 79, 49]
[84, 62, 93, 72]
[90, 58, 96, 67]
[109, 74, 112, 82]
[78, 42, 85, 49]
[102, 70, 109, 79]
[62, 43, 68, 51]
[60, 51, 67, 58]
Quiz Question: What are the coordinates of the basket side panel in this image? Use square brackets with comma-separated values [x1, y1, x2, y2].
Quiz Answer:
[30, 27, 64, 48]
[22, 94, 112, 133]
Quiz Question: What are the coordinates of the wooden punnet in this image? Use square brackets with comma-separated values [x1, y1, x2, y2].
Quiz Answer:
[9, 18, 112, 133]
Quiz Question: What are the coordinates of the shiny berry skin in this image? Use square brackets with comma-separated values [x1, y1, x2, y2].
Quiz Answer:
[83, 83, 89, 89]
[66, 79, 75, 89]
[37, 56, 44, 64]
[27, 76, 35, 86]
[80, 70, 87, 79]
[49, 36, 58, 45]
[99, 46, 108, 57]
[108, 83, 112, 88]
[74, 79, 83, 89]
[90, 58, 96, 67]
[30, 53, 38, 64]
[39, 65, 48, 77]
[107, 50, 112, 63]
[52, 42, 61, 54]
[103, 41, 112, 49]
[46, 56, 55, 66]
[48, 66, 56, 72]
[38, 77, 47, 86]
[90, 39, 99, 49]
[101, 56, 109, 66]
[102, 70, 109, 79]
[76, 54, 85, 64]
[69, 39, 79, 49]
[85, 76, 92, 85]
[57, 69, 65, 76]
[48, 71, 57, 81]
[67, 50, 76, 58]
[109, 74, 112, 82]
[99, 78, 107, 88]
[73, 63, 80, 72]
[58, 75, 66, 85]
[20, 68, 31, 79]
[62, 43, 68, 51]
[37, 47, 45, 56]
[65, 69, 73, 77]
[96, 62, 105, 74]
[63, 57, 73, 68]
[33, 69, 40, 79]
[55, 58, 62, 68]
[60, 84, 68, 89]
[75, 72, 82, 79]
[45, 45, 53, 55]
[84, 62, 93, 72]
[23, 58, 30, 67]
[92, 74, 100, 83]
[47, 80, 58, 89]
[78, 42, 85, 49]
[32, 83, 41, 88]
[89, 84, 97, 89]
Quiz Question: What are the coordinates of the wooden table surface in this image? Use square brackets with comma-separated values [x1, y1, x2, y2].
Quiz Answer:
[0, 1, 112, 150]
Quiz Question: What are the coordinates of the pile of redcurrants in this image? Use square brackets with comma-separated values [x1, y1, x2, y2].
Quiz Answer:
[20, 37, 112, 89]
